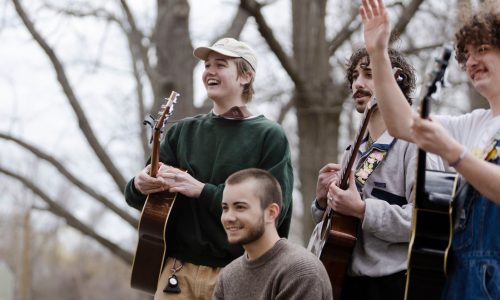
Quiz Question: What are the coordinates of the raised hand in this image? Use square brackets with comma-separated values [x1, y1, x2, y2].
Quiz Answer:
[359, 0, 391, 55]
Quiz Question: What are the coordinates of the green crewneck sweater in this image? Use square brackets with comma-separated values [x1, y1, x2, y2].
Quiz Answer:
[125, 112, 293, 267]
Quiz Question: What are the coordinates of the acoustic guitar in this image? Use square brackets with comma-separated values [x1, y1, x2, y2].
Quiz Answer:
[130, 91, 179, 294]
[404, 46, 459, 300]
[308, 98, 377, 299]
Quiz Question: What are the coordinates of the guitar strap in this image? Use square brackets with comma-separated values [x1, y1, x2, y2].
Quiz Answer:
[354, 135, 396, 189]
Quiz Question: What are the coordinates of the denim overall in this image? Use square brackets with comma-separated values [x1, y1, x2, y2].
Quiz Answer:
[441, 141, 500, 300]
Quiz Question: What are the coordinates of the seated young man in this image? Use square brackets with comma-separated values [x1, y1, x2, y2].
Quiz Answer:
[214, 168, 332, 300]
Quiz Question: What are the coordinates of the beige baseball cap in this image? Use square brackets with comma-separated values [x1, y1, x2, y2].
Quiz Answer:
[193, 38, 258, 71]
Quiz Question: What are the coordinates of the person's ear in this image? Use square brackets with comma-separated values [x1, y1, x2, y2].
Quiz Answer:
[265, 203, 280, 223]
[239, 71, 252, 85]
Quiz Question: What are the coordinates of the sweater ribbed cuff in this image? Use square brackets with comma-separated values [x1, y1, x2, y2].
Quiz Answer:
[314, 198, 326, 211]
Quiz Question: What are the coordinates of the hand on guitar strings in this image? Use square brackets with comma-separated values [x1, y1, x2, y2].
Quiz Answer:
[326, 171, 366, 220]
[134, 164, 167, 195]
[316, 163, 341, 209]
[158, 164, 205, 198]
[410, 112, 464, 164]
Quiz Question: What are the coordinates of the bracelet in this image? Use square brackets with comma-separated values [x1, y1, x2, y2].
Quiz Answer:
[448, 147, 467, 167]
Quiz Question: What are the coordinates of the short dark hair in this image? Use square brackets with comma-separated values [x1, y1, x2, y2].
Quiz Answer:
[454, 3, 500, 68]
[346, 48, 416, 105]
[225, 168, 282, 210]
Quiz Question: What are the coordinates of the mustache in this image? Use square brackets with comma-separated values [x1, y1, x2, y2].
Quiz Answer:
[353, 89, 372, 99]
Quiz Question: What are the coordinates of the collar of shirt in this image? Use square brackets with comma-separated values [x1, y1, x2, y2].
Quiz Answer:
[214, 106, 253, 120]
[359, 130, 395, 154]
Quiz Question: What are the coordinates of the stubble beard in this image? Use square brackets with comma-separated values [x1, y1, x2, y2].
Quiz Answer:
[231, 215, 266, 246]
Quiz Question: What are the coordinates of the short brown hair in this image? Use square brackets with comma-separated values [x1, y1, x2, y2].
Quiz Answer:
[454, 3, 500, 68]
[225, 168, 282, 210]
[234, 58, 255, 103]
[346, 48, 416, 104]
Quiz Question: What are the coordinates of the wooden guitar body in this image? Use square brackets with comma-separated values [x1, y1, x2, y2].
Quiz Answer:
[131, 191, 178, 294]
[309, 213, 358, 299]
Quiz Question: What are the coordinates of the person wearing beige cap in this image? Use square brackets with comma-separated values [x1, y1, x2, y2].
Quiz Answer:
[124, 37, 294, 300]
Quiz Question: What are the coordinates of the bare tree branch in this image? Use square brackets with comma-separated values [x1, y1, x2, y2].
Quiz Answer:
[239, 0, 305, 92]
[126, 38, 150, 160]
[119, 0, 159, 85]
[218, 6, 250, 39]
[392, 0, 425, 38]
[277, 97, 295, 124]
[43, 3, 122, 25]
[328, 1, 421, 56]
[328, 6, 361, 56]
[0, 132, 138, 228]
[403, 42, 444, 55]
[0, 166, 134, 265]
[11, 0, 128, 191]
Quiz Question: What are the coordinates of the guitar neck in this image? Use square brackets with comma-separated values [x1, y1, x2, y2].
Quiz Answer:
[413, 46, 452, 209]
[414, 94, 431, 199]
[148, 91, 179, 178]
[149, 133, 161, 178]
[338, 103, 375, 189]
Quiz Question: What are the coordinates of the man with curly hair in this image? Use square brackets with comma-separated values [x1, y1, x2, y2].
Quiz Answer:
[360, 0, 500, 299]
[309, 46, 423, 300]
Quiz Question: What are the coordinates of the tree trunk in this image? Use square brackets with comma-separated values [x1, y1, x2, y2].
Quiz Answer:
[292, 0, 344, 243]
[297, 105, 342, 241]
[154, 0, 197, 118]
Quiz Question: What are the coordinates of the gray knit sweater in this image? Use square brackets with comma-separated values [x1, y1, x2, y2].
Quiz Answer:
[213, 239, 332, 300]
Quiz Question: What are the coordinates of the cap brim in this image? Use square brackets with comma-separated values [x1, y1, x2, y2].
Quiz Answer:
[193, 46, 241, 61]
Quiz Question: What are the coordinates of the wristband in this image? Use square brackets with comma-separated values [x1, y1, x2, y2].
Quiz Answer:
[449, 147, 467, 167]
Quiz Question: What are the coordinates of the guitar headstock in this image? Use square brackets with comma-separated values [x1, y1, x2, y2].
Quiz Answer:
[419, 45, 453, 119]
[427, 45, 453, 95]
[147, 91, 179, 177]
[154, 91, 179, 131]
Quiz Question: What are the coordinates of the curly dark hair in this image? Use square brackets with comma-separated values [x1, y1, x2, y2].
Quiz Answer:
[346, 48, 416, 105]
[454, 3, 500, 68]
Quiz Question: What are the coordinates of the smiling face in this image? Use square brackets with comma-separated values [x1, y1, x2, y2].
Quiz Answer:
[346, 48, 416, 107]
[221, 180, 268, 246]
[202, 51, 251, 105]
[465, 44, 500, 99]
[351, 58, 375, 113]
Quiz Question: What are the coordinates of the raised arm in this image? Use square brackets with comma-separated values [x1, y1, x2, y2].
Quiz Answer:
[360, 0, 414, 141]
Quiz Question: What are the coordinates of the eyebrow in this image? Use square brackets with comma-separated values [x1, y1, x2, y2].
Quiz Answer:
[222, 200, 249, 206]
